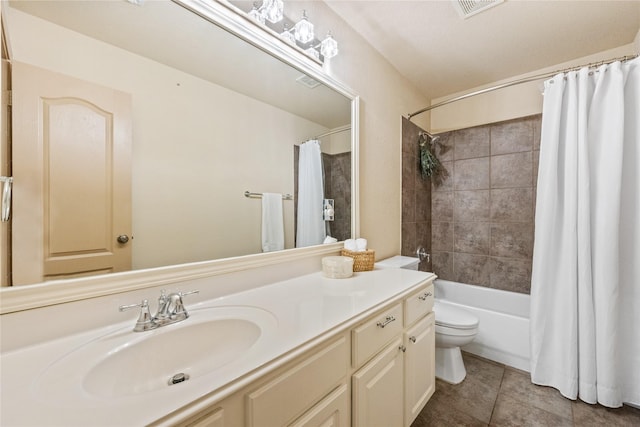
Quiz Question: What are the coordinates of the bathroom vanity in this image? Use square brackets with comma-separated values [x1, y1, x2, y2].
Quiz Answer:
[0, 268, 435, 426]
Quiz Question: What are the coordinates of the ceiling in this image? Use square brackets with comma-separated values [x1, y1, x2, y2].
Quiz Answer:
[324, 0, 640, 100]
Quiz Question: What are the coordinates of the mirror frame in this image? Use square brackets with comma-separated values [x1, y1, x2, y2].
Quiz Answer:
[0, 0, 360, 314]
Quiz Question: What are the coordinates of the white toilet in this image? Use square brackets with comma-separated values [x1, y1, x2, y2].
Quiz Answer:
[375, 256, 479, 385]
[433, 300, 479, 384]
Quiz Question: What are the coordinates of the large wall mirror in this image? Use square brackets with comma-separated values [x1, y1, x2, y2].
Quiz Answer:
[0, 0, 358, 310]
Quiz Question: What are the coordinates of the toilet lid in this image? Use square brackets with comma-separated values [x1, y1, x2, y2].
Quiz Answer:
[433, 301, 479, 329]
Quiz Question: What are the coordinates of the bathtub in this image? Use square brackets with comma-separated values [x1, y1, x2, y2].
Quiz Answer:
[434, 279, 530, 372]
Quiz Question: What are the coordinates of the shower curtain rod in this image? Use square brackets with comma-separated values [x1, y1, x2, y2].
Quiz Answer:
[407, 54, 639, 121]
[303, 124, 351, 142]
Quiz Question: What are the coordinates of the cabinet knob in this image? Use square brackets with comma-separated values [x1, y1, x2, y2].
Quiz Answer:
[399, 345, 407, 353]
[409, 336, 417, 343]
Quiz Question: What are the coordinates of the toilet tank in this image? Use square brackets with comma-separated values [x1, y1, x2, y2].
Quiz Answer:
[375, 255, 420, 270]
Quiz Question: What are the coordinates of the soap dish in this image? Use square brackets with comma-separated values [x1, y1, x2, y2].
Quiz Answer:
[322, 256, 354, 279]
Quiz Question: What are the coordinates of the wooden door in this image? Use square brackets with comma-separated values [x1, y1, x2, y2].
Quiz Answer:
[1, 56, 10, 287]
[11, 62, 132, 285]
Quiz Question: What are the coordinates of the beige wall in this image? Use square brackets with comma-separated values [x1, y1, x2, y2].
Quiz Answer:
[5, 7, 331, 269]
[296, 1, 431, 260]
[430, 42, 638, 133]
[323, 129, 351, 155]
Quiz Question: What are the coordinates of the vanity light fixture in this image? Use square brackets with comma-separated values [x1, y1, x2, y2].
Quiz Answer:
[263, 0, 284, 24]
[241, 2, 339, 63]
[281, 22, 339, 61]
[248, 2, 266, 24]
[304, 47, 320, 61]
[248, 0, 284, 25]
[319, 32, 339, 59]
[280, 23, 296, 45]
[293, 10, 314, 44]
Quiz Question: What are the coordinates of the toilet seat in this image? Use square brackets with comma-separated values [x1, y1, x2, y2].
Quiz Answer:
[436, 324, 478, 337]
[433, 301, 479, 330]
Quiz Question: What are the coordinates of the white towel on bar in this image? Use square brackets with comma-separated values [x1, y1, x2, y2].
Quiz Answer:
[261, 193, 284, 252]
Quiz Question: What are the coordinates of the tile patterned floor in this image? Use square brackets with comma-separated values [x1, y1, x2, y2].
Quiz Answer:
[411, 352, 640, 427]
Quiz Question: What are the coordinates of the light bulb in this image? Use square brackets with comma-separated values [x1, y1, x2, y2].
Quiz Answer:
[280, 23, 296, 45]
[248, 2, 265, 24]
[294, 10, 314, 44]
[320, 32, 338, 59]
[305, 47, 320, 60]
[262, 0, 283, 24]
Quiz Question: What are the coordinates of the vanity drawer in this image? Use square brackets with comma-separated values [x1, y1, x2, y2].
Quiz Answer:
[405, 282, 434, 327]
[352, 303, 403, 368]
[246, 336, 348, 427]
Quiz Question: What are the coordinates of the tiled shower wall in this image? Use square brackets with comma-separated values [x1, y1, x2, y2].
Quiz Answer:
[430, 115, 541, 294]
[401, 115, 541, 292]
[323, 152, 351, 242]
[401, 118, 432, 272]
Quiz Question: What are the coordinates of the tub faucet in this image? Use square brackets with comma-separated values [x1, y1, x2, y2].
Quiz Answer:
[119, 289, 199, 332]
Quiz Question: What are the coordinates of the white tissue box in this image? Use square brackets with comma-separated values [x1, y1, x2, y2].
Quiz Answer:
[322, 256, 354, 279]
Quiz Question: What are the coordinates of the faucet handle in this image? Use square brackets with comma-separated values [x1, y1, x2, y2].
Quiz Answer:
[179, 290, 199, 298]
[119, 299, 148, 312]
[119, 299, 156, 332]
[172, 290, 199, 318]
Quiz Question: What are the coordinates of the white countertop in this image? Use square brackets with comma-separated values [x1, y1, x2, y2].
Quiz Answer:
[0, 268, 434, 426]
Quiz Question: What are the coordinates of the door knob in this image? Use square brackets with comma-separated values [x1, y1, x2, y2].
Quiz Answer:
[117, 234, 130, 244]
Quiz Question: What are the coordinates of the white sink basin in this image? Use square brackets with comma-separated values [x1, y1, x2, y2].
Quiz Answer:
[34, 306, 278, 399]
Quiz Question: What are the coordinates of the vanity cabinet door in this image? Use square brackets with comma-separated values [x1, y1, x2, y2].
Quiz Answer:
[183, 407, 224, 427]
[352, 337, 404, 427]
[404, 312, 435, 427]
[289, 383, 349, 427]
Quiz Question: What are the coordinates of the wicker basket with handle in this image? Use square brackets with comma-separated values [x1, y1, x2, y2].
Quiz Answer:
[340, 249, 375, 272]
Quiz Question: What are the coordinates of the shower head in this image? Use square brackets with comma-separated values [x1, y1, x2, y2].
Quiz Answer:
[419, 131, 440, 143]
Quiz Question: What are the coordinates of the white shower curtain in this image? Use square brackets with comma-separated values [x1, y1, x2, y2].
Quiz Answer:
[296, 140, 325, 247]
[530, 57, 640, 408]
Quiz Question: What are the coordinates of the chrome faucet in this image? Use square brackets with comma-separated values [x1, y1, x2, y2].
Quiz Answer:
[119, 289, 199, 332]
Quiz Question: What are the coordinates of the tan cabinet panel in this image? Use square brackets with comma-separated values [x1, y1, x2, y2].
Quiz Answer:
[404, 282, 434, 327]
[246, 336, 348, 427]
[352, 303, 403, 368]
[352, 338, 404, 427]
[404, 312, 435, 426]
[289, 383, 349, 427]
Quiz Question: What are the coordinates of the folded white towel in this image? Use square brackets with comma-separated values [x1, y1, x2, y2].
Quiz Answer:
[323, 236, 338, 244]
[261, 193, 284, 253]
[356, 238, 368, 251]
[344, 238, 357, 251]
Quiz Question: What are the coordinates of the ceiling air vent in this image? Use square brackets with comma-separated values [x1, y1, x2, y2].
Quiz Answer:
[452, 0, 504, 19]
[296, 74, 321, 89]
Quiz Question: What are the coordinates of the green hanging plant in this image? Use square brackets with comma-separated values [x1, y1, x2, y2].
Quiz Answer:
[419, 132, 441, 179]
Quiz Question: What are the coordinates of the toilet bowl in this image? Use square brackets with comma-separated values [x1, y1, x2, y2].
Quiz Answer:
[433, 300, 479, 384]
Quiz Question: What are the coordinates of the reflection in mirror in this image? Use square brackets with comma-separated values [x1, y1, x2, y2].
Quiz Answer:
[1, 0, 354, 287]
